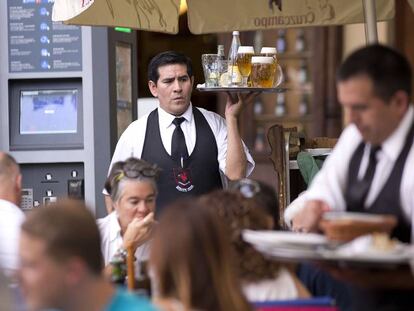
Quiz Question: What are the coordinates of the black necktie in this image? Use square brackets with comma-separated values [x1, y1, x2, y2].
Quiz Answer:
[351, 145, 381, 207]
[171, 117, 188, 164]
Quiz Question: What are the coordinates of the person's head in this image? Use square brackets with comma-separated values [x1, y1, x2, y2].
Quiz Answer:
[150, 199, 251, 311]
[337, 44, 412, 145]
[148, 51, 194, 116]
[230, 178, 280, 230]
[109, 157, 160, 232]
[0, 152, 22, 206]
[18, 200, 103, 311]
[199, 190, 281, 283]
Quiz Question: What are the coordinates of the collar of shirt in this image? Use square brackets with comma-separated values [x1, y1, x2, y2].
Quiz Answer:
[158, 103, 193, 130]
[380, 105, 414, 162]
[108, 211, 122, 244]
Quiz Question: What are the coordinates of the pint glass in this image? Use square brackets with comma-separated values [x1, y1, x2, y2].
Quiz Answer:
[251, 56, 275, 88]
[260, 47, 284, 87]
[236, 46, 254, 87]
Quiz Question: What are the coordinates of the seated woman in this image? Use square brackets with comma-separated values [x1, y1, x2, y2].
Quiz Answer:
[97, 157, 160, 277]
[199, 186, 310, 302]
[150, 199, 252, 311]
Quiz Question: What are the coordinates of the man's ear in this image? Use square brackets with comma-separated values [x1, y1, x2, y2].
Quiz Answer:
[392, 90, 409, 116]
[148, 80, 158, 98]
[15, 173, 22, 193]
[191, 76, 194, 88]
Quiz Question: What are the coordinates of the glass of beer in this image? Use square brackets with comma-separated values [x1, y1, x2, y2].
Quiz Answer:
[251, 56, 275, 88]
[260, 47, 284, 87]
[236, 46, 254, 87]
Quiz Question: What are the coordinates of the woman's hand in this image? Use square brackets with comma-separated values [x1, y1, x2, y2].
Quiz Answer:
[122, 212, 156, 252]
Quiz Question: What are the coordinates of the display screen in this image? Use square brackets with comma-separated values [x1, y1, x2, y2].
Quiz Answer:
[20, 89, 78, 135]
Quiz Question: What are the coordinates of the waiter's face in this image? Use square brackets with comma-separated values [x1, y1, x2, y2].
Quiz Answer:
[338, 75, 408, 145]
[149, 64, 194, 116]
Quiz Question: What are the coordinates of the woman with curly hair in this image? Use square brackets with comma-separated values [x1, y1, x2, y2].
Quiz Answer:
[199, 185, 310, 302]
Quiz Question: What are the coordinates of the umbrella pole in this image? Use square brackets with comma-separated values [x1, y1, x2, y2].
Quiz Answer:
[363, 0, 378, 44]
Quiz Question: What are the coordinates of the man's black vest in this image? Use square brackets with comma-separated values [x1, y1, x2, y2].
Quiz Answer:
[141, 107, 222, 215]
[345, 119, 414, 243]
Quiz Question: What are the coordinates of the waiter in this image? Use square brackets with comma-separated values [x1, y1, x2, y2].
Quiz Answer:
[105, 51, 255, 214]
[285, 44, 414, 243]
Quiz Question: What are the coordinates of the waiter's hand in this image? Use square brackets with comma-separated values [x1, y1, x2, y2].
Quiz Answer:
[122, 212, 155, 252]
[291, 200, 330, 233]
[225, 92, 258, 119]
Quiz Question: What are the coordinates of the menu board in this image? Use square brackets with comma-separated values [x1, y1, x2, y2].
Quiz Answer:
[8, 0, 82, 73]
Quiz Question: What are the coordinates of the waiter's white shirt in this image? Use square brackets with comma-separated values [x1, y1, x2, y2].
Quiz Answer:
[285, 106, 414, 240]
[105, 103, 254, 190]
[97, 212, 150, 278]
[0, 199, 25, 275]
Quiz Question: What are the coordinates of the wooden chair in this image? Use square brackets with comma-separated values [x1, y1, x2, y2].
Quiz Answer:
[267, 124, 337, 229]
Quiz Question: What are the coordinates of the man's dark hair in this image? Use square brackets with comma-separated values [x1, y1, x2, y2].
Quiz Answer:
[148, 51, 193, 83]
[21, 200, 103, 275]
[337, 44, 412, 102]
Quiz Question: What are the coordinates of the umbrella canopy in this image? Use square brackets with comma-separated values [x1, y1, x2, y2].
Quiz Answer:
[53, 0, 394, 34]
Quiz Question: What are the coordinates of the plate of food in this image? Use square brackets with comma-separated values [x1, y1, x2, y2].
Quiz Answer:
[319, 233, 414, 264]
[320, 212, 397, 242]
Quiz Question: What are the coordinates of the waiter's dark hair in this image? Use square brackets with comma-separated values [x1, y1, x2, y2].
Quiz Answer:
[337, 44, 412, 102]
[148, 51, 193, 83]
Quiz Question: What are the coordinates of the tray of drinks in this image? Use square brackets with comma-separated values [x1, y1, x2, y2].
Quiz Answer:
[196, 84, 288, 93]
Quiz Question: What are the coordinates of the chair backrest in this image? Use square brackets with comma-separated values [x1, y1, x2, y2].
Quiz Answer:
[267, 123, 338, 229]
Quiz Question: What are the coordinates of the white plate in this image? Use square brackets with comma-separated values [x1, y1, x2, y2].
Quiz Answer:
[318, 234, 414, 264]
[305, 148, 332, 156]
[323, 211, 391, 223]
[242, 230, 328, 250]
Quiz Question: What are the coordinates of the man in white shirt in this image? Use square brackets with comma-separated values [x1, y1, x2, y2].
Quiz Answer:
[105, 51, 255, 214]
[286, 44, 414, 243]
[0, 152, 25, 276]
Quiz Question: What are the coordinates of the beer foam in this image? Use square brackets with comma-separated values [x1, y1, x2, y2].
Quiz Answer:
[251, 56, 274, 64]
[260, 47, 277, 54]
[237, 46, 255, 54]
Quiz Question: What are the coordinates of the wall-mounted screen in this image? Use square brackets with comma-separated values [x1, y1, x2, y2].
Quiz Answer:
[20, 89, 78, 135]
[9, 79, 83, 150]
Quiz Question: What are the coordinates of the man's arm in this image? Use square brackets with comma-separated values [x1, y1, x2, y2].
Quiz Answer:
[224, 92, 256, 180]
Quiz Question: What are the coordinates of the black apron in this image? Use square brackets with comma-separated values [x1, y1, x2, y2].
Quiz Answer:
[141, 107, 223, 215]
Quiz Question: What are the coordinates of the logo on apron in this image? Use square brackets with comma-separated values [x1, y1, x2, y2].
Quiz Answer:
[173, 167, 194, 192]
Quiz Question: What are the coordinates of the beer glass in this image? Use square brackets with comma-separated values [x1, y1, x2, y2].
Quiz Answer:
[236, 46, 254, 87]
[251, 56, 275, 88]
[260, 47, 284, 87]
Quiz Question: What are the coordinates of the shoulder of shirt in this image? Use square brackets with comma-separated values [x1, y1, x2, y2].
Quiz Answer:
[194, 106, 224, 121]
[336, 123, 362, 145]
[0, 199, 25, 217]
[121, 110, 153, 134]
[96, 212, 115, 237]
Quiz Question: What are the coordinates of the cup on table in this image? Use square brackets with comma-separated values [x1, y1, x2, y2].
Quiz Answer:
[260, 47, 284, 87]
[236, 46, 255, 87]
[250, 56, 276, 88]
[201, 54, 220, 87]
